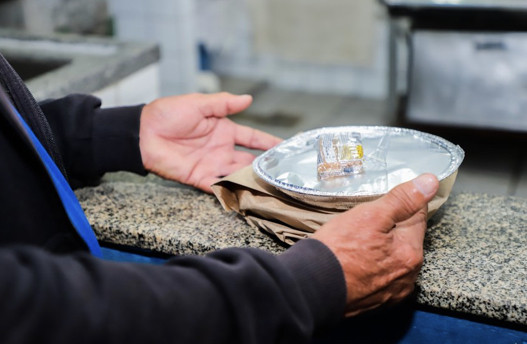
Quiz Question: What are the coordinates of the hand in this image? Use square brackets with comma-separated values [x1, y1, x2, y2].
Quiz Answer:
[139, 92, 282, 192]
[312, 174, 439, 317]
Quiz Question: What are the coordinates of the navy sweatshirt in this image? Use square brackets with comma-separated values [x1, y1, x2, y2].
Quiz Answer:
[0, 53, 346, 343]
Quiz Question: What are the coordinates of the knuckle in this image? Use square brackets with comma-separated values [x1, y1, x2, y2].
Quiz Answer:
[355, 203, 386, 223]
[395, 284, 415, 301]
[405, 250, 423, 271]
[390, 185, 423, 212]
[390, 188, 420, 213]
[408, 252, 424, 269]
[397, 244, 423, 272]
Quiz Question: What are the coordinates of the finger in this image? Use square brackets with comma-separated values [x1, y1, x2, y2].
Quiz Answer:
[232, 150, 256, 164]
[197, 92, 253, 118]
[195, 166, 242, 193]
[196, 176, 218, 194]
[394, 206, 428, 244]
[219, 161, 254, 178]
[377, 174, 439, 227]
[226, 93, 253, 114]
[234, 124, 282, 151]
[194, 156, 254, 192]
[228, 150, 256, 169]
[205, 150, 254, 178]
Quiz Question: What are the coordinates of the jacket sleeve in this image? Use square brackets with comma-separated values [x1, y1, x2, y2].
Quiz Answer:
[0, 239, 346, 344]
[39, 94, 147, 184]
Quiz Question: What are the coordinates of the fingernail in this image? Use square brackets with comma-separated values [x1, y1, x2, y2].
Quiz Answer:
[413, 174, 437, 197]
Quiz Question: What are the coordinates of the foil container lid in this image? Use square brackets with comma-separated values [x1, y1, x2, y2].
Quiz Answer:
[253, 126, 465, 207]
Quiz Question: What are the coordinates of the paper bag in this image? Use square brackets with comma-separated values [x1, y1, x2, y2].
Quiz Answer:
[212, 166, 457, 245]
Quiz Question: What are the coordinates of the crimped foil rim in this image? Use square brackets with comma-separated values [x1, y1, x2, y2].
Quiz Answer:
[253, 126, 465, 199]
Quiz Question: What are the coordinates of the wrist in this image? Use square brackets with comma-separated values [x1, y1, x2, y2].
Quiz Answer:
[138, 102, 158, 173]
[93, 104, 147, 175]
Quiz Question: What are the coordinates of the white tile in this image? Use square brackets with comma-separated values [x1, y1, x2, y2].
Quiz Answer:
[160, 80, 191, 96]
[106, 0, 125, 14]
[144, 20, 176, 49]
[152, 22, 195, 53]
[120, 0, 145, 15]
[159, 57, 185, 80]
[144, 2, 169, 17]
[113, 16, 148, 40]
[179, 19, 196, 45]
[158, 0, 181, 15]
[93, 85, 119, 108]
[93, 64, 161, 107]
[117, 64, 161, 105]
[108, 0, 145, 17]
[177, 0, 195, 16]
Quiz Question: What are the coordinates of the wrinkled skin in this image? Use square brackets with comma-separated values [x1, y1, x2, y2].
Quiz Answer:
[139, 91, 439, 317]
[139, 92, 281, 193]
[313, 174, 439, 316]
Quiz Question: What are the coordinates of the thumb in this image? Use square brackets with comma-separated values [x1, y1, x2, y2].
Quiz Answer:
[378, 173, 439, 226]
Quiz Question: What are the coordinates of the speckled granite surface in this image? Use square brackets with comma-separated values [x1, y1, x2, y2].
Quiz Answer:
[418, 193, 527, 325]
[76, 181, 527, 326]
[76, 181, 286, 256]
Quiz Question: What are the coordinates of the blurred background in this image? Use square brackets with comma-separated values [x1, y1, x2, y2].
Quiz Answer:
[0, 0, 388, 98]
[1, 0, 527, 197]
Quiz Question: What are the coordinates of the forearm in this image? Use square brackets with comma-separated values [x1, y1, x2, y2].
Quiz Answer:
[0, 239, 345, 344]
[39, 95, 147, 184]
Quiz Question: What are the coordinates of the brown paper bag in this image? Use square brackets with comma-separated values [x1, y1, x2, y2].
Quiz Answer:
[212, 166, 457, 245]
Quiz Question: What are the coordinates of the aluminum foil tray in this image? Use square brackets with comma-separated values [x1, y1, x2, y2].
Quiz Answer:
[253, 126, 464, 206]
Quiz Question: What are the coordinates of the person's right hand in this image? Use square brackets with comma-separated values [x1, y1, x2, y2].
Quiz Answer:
[312, 174, 439, 317]
[139, 93, 281, 193]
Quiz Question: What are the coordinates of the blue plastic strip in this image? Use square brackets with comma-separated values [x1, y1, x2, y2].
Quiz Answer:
[100, 247, 168, 265]
[9, 103, 102, 257]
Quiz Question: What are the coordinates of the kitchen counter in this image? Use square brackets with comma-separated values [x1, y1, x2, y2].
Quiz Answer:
[0, 29, 160, 100]
[76, 175, 527, 328]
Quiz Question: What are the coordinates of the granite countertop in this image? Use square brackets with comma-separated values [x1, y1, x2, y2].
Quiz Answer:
[0, 29, 160, 100]
[76, 176, 527, 327]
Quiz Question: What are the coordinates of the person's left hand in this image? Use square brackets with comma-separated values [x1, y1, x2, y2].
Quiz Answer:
[139, 92, 282, 193]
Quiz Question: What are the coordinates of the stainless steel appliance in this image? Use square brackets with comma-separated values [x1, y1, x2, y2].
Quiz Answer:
[381, 0, 527, 132]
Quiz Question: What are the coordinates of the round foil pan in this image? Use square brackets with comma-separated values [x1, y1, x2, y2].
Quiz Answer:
[253, 126, 464, 207]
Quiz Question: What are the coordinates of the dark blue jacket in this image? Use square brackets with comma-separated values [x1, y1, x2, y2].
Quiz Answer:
[0, 53, 345, 344]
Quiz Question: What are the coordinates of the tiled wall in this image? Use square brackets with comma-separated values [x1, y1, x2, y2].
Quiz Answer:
[198, 0, 388, 99]
[0, 0, 108, 35]
[93, 64, 161, 107]
[109, 0, 388, 99]
[108, 0, 197, 97]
